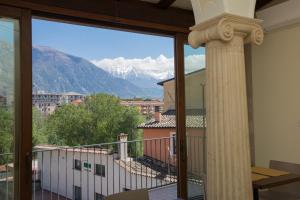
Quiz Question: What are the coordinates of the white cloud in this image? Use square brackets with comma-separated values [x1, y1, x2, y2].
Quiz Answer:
[91, 54, 205, 80]
[184, 54, 206, 73]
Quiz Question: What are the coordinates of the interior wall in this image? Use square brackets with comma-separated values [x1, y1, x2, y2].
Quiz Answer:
[252, 24, 300, 167]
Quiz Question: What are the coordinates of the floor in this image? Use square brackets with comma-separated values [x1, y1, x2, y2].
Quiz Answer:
[32, 182, 204, 200]
[33, 190, 71, 200]
[149, 182, 204, 200]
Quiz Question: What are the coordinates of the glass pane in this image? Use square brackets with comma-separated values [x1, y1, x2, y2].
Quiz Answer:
[0, 17, 20, 200]
[31, 19, 177, 200]
[184, 45, 206, 199]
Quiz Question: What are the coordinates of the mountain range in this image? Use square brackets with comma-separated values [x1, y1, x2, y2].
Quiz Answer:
[32, 46, 166, 98]
[0, 41, 14, 101]
[91, 61, 169, 98]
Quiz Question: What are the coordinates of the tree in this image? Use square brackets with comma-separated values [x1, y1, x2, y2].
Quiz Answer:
[0, 106, 49, 161]
[85, 94, 144, 155]
[42, 94, 144, 149]
[32, 107, 48, 146]
[0, 93, 145, 164]
[0, 107, 13, 164]
[43, 104, 92, 146]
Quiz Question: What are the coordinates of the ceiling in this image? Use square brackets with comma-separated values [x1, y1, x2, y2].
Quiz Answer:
[141, 0, 193, 10]
[141, 0, 278, 11]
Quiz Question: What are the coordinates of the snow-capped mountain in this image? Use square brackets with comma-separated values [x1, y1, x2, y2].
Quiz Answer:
[91, 55, 174, 80]
[32, 46, 152, 98]
[90, 55, 175, 98]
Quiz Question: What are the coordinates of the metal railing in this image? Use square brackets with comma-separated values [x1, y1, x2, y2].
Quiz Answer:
[0, 135, 206, 200]
[0, 153, 14, 200]
[31, 137, 180, 200]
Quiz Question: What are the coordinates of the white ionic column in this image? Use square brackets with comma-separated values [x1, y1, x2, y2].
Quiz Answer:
[189, 14, 264, 200]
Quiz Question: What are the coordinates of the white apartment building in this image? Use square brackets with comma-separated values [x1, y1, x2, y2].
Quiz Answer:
[32, 92, 85, 115]
[34, 138, 175, 200]
[120, 100, 164, 116]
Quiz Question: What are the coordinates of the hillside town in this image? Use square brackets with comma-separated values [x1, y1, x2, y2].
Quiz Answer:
[32, 91, 164, 117]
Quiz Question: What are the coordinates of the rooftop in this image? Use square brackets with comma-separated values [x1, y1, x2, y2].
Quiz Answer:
[120, 100, 164, 106]
[138, 109, 206, 129]
[34, 145, 111, 155]
[157, 69, 205, 86]
[32, 92, 84, 96]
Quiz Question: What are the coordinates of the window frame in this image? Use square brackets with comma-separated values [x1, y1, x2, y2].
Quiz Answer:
[74, 159, 82, 170]
[83, 161, 92, 171]
[73, 185, 82, 200]
[0, 2, 191, 199]
[95, 164, 105, 177]
[170, 132, 177, 155]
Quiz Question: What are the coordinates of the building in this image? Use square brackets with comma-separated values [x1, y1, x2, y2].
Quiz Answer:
[120, 100, 164, 116]
[62, 92, 85, 104]
[34, 134, 176, 200]
[157, 69, 205, 112]
[32, 92, 85, 115]
[32, 93, 64, 115]
[71, 99, 84, 106]
[139, 69, 206, 177]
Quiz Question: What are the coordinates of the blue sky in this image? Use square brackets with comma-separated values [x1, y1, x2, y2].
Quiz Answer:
[32, 19, 204, 60]
[32, 19, 174, 60]
[32, 19, 205, 77]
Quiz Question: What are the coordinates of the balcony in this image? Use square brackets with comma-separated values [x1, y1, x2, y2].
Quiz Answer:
[0, 136, 205, 200]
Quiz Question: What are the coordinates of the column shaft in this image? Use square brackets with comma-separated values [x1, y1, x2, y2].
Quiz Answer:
[206, 35, 253, 200]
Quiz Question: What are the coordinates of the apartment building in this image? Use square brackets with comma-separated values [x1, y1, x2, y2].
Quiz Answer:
[32, 92, 85, 115]
[139, 69, 206, 177]
[120, 100, 163, 116]
[34, 134, 175, 200]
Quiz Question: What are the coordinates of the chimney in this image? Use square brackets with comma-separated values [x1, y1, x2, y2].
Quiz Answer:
[154, 106, 161, 122]
[118, 133, 128, 161]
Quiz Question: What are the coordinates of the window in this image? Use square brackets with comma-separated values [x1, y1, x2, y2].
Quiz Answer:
[170, 133, 176, 155]
[95, 164, 105, 177]
[83, 161, 91, 171]
[95, 193, 105, 200]
[74, 159, 81, 170]
[172, 134, 176, 154]
[74, 186, 82, 200]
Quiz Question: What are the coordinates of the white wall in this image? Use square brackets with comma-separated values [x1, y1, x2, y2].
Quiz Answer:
[252, 24, 300, 167]
[37, 149, 171, 199]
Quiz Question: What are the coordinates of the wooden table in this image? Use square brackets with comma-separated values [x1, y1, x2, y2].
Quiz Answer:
[252, 166, 300, 200]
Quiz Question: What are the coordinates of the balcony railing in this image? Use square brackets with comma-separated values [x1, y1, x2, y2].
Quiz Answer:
[0, 153, 14, 200]
[0, 135, 205, 200]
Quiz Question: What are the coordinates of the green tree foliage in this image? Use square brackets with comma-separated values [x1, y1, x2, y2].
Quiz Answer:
[32, 107, 48, 146]
[45, 103, 93, 146]
[0, 94, 145, 161]
[43, 94, 144, 152]
[0, 107, 14, 164]
[0, 107, 48, 163]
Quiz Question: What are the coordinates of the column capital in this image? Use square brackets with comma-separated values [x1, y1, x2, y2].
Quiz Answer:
[188, 13, 264, 48]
